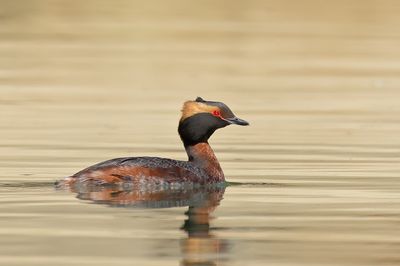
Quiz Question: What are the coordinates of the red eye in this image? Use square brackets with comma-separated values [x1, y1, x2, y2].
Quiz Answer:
[212, 110, 221, 117]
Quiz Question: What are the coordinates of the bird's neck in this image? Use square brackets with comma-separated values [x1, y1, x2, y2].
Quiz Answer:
[185, 142, 225, 182]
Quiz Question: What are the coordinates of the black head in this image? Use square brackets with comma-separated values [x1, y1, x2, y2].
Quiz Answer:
[178, 97, 249, 146]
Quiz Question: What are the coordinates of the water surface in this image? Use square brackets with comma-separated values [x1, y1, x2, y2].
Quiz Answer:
[1, 1, 400, 265]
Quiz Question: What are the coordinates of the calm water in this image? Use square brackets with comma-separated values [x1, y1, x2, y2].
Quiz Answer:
[1, 1, 400, 265]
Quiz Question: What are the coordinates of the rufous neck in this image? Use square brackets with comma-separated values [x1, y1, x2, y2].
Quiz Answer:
[185, 142, 225, 182]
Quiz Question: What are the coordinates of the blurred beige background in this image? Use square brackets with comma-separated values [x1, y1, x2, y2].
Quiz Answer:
[1, 1, 400, 266]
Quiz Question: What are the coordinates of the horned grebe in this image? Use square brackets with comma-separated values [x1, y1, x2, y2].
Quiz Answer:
[59, 97, 248, 187]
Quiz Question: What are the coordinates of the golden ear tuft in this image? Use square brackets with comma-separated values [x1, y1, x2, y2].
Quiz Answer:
[180, 100, 218, 121]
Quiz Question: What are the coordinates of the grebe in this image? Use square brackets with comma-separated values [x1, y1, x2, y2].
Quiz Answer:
[60, 97, 248, 187]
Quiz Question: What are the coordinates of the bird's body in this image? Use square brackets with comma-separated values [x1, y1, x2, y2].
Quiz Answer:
[59, 97, 248, 188]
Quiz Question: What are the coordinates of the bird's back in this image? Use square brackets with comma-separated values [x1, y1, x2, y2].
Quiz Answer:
[62, 156, 210, 187]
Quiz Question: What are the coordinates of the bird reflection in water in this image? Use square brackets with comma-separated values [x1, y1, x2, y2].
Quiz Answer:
[65, 183, 229, 266]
